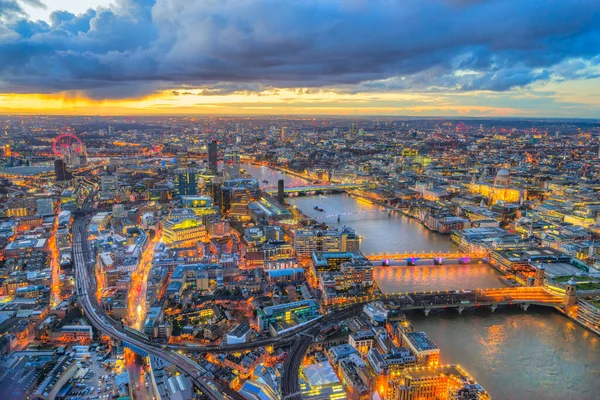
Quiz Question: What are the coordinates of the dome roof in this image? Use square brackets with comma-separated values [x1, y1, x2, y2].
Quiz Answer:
[567, 277, 577, 286]
[496, 168, 510, 177]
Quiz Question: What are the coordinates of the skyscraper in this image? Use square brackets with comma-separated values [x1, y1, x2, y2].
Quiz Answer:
[277, 179, 285, 204]
[223, 146, 241, 179]
[177, 169, 198, 196]
[54, 159, 70, 181]
[208, 140, 218, 173]
[281, 127, 287, 142]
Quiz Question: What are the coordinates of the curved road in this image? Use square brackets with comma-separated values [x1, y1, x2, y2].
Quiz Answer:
[72, 212, 238, 400]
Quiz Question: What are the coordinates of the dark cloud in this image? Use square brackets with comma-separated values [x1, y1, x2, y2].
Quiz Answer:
[0, 0, 600, 99]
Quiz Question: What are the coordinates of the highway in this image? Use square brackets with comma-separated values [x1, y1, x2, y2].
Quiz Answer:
[71, 198, 237, 400]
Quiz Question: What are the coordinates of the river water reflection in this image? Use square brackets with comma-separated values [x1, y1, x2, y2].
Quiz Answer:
[242, 163, 600, 399]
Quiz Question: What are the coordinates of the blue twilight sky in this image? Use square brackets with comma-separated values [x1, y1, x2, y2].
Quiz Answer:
[2, 0, 600, 117]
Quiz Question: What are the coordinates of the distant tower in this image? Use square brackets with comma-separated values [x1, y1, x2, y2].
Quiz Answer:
[277, 179, 285, 205]
[208, 140, 218, 174]
[565, 277, 578, 308]
[534, 264, 545, 287]
[3, 144, 11, 157]
[281, 127, 287, 142]
[589, 241, 595, 260]
[108, 124, 114, 135]
[54, 159, 70, 181]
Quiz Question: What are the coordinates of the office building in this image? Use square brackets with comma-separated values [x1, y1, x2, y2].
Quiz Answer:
[36, 198, 54, 216]
[223, 146, 241, 179]
[176, 169, 199, 196]
[54, 159, 70, 182]
[226, 324, 251, 344]
[278, 179, 285, 204]
[390, 365, 490, 400]
[257, 299, 319, 334]
[100, 175, 119, 200]
[293, 227, 360, 258]
[401, 331, 440, 366]
[162, 217, 207, 248]
[208, 139, 218, 173]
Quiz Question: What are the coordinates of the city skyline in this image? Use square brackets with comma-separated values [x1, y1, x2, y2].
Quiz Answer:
[2, 0, 600, 117]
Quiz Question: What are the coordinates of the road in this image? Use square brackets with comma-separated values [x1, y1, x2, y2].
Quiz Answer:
[281, 307, 359, 399]
[72, 199, 236, 400]
[72, 193, 358, 400]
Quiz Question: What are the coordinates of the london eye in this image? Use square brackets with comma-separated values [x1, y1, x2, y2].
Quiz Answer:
[53, 133, 84, 157]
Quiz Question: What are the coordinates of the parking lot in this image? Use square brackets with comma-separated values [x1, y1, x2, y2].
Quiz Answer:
[57, 345, 124, 400]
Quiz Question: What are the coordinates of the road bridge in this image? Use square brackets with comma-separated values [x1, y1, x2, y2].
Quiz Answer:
[325, 287, 564, 314]
[312, 209, 391, 220]
[366, 251, 487, 265]
[264, 183, 359, 196]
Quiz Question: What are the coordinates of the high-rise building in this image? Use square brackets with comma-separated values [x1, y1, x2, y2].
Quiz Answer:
[229, 187, 251, 221]
[223, 146, 241, 179]
[3, 144, 11, 157]
[277, 179, 285, 204]
[281, 127, 287, 142]
[54, 159, 70, 181]
[208, 140, 218, 173]
[100, 175, 119, 200]
[108, 124, 114, 135]
[176, 169, 198, 196]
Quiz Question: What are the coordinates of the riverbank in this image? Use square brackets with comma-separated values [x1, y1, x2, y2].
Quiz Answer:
[242, 163, 600, 398]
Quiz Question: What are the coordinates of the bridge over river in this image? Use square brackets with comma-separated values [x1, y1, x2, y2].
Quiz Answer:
[264, 183, 359, 196]
[325, 287, 564, 315]
[366, 251, 487, 265]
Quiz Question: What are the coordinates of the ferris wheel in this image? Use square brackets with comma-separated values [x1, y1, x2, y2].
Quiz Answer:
[53, 133, 84, 157]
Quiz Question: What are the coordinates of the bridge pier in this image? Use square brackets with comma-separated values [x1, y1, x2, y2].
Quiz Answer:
[423, 307, 431, 316]
[521, 303, 530, 312]
[490, 304, 497, 313]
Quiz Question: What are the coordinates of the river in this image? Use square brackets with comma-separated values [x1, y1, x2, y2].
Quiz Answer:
[242, 163, 600, 399]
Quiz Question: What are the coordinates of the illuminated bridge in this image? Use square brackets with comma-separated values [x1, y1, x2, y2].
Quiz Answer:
[366, 251, 487, 265]
[264, 183, 360, 196]
[313, 209, 391, 220]
[326, 287, 564, 315]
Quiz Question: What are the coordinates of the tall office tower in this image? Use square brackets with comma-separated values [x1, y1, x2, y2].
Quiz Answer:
[100, 175, 119, 200]
[281, 127, 287, 142]
[223, 146, 241, 179]
[3, 144, 11, 157]
[177, 169, 198, 196]
[108, 124, 114, 135]
[54, 159, 69, 181]
[277, 179, 285, 204]
[208, 140, 218, 173]
[229, 187, 251, 221]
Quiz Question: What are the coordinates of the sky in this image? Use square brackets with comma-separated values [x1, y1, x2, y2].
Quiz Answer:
[1, 0, 600, 117]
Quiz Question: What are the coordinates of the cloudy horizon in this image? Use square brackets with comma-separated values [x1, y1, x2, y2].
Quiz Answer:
[2, 0, 600, 117]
